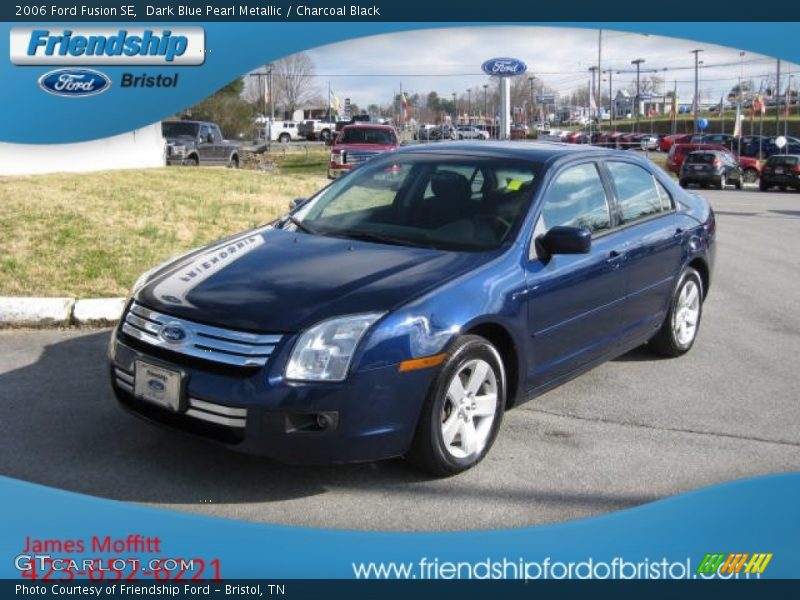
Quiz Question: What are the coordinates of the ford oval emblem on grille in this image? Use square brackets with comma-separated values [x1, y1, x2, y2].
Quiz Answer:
[37, 68, 112, 98]
[147, 379, 166, 393]
[160, 323, 187, 343]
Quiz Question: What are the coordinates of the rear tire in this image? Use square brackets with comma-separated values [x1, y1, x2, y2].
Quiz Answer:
[228, 154, 239, 169]
[743, 168, 758, 184]
[735, 179, 742, 190]
[184, 155, 199, 167]
[279, 133, 290, 143]
[649, 267, 704, 357]
[407, 335, 505, 477]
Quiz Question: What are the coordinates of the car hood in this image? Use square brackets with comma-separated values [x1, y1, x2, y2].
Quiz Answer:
[333, 143, 398, 152]
[135, 227, 490, 333]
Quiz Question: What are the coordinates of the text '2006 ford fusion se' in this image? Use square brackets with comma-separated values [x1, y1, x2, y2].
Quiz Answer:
[109, 142, 715, 476]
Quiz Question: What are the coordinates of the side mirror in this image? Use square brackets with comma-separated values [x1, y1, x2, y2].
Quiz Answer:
[289, 198, 307, 210]
[536, 226, 592, 260]
[206, 134, 214, 144]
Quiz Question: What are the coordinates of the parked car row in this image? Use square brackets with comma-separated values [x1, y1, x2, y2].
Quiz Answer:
[561, 130, 663, 150]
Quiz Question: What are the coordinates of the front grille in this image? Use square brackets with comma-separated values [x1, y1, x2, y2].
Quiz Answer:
[113, 365, 248, 429]
[121, 301, 282, 368]
[344, 150, 380, 166]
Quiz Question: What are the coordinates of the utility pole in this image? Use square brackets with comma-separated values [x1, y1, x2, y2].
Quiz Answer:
[604, 70, 613, 125]
[775, 58, 781, 135]
[631, 58, 645, 132]
[597, 29, 603, 130]
[672, 79, 677, 137]
[691, 49, 703, 133]
[528, 76, 536, 129]
[589, 66, 598, 124]
[467, 88, 472, 121]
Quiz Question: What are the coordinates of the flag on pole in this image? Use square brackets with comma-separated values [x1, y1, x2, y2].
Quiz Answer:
[401, 93, 410, 121]
[719, 95, 725, 119]
[733, 104, 742, 137]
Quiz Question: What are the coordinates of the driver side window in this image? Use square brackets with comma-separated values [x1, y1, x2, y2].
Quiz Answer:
[538, 162, 612, 234]
[531, 162, 611, 260]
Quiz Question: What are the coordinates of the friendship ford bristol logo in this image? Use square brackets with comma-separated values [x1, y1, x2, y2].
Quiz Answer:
[159, 323, 188, 344]
[481, 57, 527, 77]
[37, 68, 111, 98]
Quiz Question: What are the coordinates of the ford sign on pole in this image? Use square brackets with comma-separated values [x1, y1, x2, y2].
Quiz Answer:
[481, 57, 527, 76]
[481, 58, 527, 140]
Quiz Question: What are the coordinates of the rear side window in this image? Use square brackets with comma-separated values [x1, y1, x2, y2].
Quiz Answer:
[606, 162, 667, 225]
[686, 153, 714, 164]
[769, 156, 799, 166]
[539, 163, 611, 234]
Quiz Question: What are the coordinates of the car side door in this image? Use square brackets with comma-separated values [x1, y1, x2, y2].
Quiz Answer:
[197, 123, 214, 163]
[602, 160, 687, 344]
[523, 161, 628, 389]
[210, 124, 226, 163]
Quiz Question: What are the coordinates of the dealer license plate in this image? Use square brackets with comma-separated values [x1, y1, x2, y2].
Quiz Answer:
[775, 168, 784, 175]
[134, 361, 182, 412]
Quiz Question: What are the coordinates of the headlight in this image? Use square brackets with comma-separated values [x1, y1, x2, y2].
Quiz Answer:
[286, 313, 384, 382]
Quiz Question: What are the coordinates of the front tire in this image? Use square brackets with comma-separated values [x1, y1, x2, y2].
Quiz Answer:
[649, 267, 704, 357]
[407, 335, 505, 476]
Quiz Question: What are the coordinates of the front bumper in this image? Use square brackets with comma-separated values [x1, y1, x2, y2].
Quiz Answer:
[108, 329, 434, 464]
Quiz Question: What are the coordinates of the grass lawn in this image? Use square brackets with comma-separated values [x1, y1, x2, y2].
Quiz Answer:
[0, 163, 327, 297]
[0, 145, 673, 298]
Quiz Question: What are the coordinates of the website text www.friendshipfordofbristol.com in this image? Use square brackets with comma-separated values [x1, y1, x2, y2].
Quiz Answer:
[351, 556, 764, 579]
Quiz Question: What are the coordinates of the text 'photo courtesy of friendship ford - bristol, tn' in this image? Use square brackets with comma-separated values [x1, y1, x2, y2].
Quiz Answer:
[108, 141, 716, 476]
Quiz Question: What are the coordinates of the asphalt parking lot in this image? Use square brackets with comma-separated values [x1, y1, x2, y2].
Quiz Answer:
[1, 187, 799, 531]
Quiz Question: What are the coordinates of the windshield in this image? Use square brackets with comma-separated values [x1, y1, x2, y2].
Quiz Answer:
[339, 128, 397, 145]
[292, 154, 540, 251]
[769, 156, 799, 166]
[162, 122, 198, 138]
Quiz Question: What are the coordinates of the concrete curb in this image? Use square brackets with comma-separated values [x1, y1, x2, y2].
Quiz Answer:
[0, 296, 125, 328]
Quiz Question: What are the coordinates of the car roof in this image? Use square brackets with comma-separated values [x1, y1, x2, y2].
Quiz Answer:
[395, 140, 640, 164]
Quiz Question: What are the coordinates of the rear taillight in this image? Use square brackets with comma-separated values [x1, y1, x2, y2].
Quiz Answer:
[792, 166, 800, 174]
[713, 158, 722, 168]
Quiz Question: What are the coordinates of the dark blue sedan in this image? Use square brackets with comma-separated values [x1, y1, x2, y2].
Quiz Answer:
[109, 142, 716, 475]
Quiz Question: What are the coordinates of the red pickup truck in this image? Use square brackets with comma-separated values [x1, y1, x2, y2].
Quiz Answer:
[328, 123, 400, 179]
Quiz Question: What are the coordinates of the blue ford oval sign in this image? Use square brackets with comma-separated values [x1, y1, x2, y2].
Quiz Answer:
[147, 379, 166, 394]
[37, 68, 111, 98]
[481, 57, 527, 77]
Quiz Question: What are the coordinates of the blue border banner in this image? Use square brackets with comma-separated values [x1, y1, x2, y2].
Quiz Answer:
[2, 22, 800, 143]
[2, 473, 799, 579]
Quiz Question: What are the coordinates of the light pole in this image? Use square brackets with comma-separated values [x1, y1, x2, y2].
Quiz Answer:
[528, 76, 536, 128]
[691, 49, 703, 133]
[631, 59, 645, 131]
[589, 66, 598, 128]
[467, 88, 472, 121]
[482, 84, 489, 135]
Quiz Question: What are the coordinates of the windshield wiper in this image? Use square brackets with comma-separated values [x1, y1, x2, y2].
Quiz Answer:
[330, 229, 430, 248]
[283, 215, 317, 234]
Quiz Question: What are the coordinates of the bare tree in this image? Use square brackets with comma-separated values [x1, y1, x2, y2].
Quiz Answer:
[273, 53, 320, 115]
